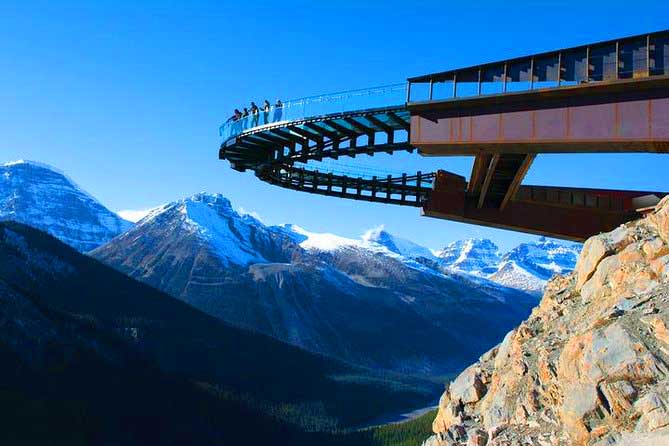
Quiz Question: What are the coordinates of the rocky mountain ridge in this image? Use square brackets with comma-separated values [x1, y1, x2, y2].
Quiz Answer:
[423, 197, 669, 446]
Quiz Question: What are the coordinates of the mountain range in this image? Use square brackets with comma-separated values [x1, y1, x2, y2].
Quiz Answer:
[1, 160, 580, 376]
[91, 193, 534, 375]
[436, 237, 581, 294]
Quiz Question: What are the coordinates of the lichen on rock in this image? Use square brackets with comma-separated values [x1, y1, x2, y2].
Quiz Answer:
[424, 196, 669, 446]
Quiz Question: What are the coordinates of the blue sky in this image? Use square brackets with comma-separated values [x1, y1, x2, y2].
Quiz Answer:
[1, 1, 668, 251]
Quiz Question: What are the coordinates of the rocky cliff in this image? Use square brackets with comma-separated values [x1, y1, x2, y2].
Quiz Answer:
[424, 197, 669, 446]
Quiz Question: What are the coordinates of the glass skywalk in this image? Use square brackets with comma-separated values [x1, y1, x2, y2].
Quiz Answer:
[219, 83, 406, 140]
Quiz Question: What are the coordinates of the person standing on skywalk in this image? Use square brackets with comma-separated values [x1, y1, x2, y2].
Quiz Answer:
[242, 107, 250, 130]
[262, 100, 271, 124]
[250, 102, 259, 127]
[273, 99, 283, 122]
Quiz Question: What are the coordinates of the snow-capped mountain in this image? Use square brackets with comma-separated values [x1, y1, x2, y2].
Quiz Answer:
[490, 237, 581, 294]
[0, 160, 131, 252]
[436, 238, 502, 275]
[274, 224, 442, 274]
[362, 226, 437, 260]
[93, 192, 537, 376]
[435, 237, 580, 294]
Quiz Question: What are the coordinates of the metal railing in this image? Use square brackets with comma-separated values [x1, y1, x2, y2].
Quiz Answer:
[294, 160, 406, 181]
[219, 83, 407, 140]
[262, 165, 434, 207]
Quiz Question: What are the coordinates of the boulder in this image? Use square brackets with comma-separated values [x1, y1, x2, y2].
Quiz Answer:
[450, 365, 487, 404]
[634, 392, 669, 432]
[466, 428, 488, 446]
[648, 195, 669, 243]
[575, 226, 632, 290]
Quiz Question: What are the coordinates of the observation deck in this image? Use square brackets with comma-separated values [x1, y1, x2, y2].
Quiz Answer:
[220, 30, 669, 241]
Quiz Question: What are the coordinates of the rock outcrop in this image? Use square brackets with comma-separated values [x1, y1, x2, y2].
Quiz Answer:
[424, 197, 669, 446]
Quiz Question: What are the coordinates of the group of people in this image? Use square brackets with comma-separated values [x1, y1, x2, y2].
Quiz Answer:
[223, 99, 284, 135]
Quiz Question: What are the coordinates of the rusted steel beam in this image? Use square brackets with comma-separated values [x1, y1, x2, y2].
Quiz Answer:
[423, 181, 666, 241]
[410, 76, 669, 156]
[500, 154, 536, 211]
[477, 154, 500, 208]
[467, 154, 492, 193]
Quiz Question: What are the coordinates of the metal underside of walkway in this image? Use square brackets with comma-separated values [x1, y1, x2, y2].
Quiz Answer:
[220, 107, 435, 206]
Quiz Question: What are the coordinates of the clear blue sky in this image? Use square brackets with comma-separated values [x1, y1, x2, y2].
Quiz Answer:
[1, 1, 668, 251]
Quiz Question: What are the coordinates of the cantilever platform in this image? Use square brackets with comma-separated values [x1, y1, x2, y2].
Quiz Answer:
[220, 30, 669, 241]
[220, 106, 435, 206]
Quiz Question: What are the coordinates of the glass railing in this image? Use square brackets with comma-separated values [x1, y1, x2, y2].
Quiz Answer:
[407, 31, 669, 103]
[219, 83, 407, 140]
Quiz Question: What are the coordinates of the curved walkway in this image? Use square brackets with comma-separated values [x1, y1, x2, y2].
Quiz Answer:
[219, 102, 435, 206]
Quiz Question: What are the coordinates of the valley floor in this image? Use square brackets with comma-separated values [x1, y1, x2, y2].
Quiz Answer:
[328, 409, 439, 446]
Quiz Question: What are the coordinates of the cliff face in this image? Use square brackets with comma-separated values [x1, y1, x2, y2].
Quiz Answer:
[425, 197, 669, 446]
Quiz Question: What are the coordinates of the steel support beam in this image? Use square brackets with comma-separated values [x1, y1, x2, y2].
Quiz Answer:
[410, 77, 669, 156]
[477, 155, 499, 208]
[468, 154, 492, 194]
[500, 154, 536, 210]
[424, 175, 665, 241]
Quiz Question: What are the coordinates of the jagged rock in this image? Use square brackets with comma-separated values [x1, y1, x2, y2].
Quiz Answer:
[425, 198, 669, 446]
[575, 226, 633, 290]
[467, 428, 489, 446]
[599, 380, 636, 418]
[423, 434, 441, 446]
[641, 315, 669, 345]
[648, 196, 669, 243]
[617, 426, 669, 445]
[433, 400, 464, 433]
[634, 391, 669, 432]
[450, 365, 487, 404]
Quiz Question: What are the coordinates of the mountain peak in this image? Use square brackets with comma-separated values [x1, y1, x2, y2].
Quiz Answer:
[491, 237, 581, 293]
[186, 192, 232, 208]
[131, 193, 239, 228]
[436, 238, 501, 275]
[276, 224, 359, 251]
[1, 160, 131, 252]
[362, 226, 395, 248]
[362, 226, 436, 260]
[118, 192, 299, 267]
[3, 159, 58, 170]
